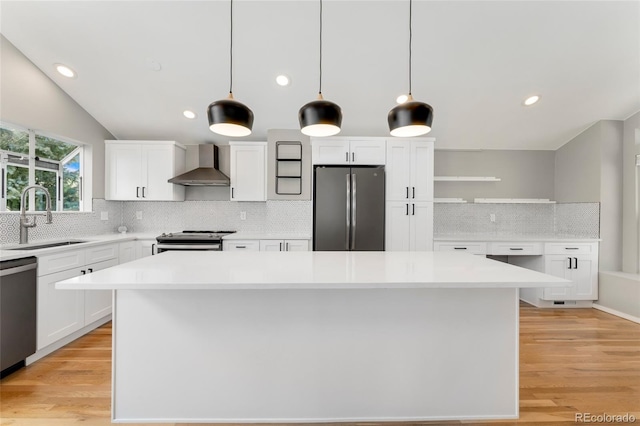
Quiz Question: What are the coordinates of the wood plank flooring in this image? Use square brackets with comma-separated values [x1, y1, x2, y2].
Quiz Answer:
[1, 303, 639, 426]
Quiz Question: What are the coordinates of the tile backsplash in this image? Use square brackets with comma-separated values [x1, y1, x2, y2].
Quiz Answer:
[0, 198, 599, 245]
[434, 202, 600, 238]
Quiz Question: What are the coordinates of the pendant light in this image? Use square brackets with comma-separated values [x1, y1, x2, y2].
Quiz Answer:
[207, 0, 254, 137]
[299, 0, 342, 137]
[388, 0, 433, 137]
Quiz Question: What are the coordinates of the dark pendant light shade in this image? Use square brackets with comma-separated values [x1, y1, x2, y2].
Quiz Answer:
[208, 94, 254, 137]
[388, 96, 433, 137]
[298, 0, 342, 137]
[388, 0, 434, 137]
[207, 0, 253, 138]
[299, 95, 342, 137]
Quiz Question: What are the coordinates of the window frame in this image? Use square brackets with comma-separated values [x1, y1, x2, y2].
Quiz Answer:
[0, 122, 89, 213]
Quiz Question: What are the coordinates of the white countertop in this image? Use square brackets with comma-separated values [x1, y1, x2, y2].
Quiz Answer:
[0, 233, 157, 261]
[435, 234, 600, 242]
[56, 250, 569, 291]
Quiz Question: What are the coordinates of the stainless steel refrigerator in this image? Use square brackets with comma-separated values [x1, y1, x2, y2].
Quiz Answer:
[313, 166, 385, 251]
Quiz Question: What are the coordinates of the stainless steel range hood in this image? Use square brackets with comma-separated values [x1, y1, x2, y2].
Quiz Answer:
[168, 144, 230, 186]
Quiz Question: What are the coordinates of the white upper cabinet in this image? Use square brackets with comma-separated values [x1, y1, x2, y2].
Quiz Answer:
[386, 138, 434, 201]
[105, 140, 186, 201]
[230, 142, 267, 201]
[311, 138, 385, 165]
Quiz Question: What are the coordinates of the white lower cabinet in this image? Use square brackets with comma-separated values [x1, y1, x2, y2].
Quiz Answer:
[223, 240, 261, 251]
[543, 254, 598, 301]
[259, 239, 310, 251]
[136, 239, 157, 258]
[386, 201, 433, 251]
[119, 241, 137, 263]
[433, 242, 487, 255]
[36, 243, 120, 350]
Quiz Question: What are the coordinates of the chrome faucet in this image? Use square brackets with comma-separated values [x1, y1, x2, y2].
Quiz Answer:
[19, 185, 53, 244]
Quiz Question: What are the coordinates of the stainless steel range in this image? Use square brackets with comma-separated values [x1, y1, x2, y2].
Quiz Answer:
[155, 231, 236, 253]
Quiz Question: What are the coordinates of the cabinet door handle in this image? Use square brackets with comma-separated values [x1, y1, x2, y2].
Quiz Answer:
[88, 268, 93, 273]
[279, 242, 283, 251]
[406, 187, 409, 199]
[286, 242, 289, 251]
[405, 203, 409, 215]
[454, 247, 467, 250]
[142, 187, 146, 198]
[509, 248, 524, 251]
[151, 243, 156, 255]
[574, 257, 578, 269]
[231, 187, 235, 199]
[565, 247, 579, 250]
[136, 187, 140, 198]
[412, 203, 415, 215]
[237, 245, 246, 249]
[81, 270, 86, 275]
[352, 152, 355, 162]
[412, 187, 415, 199]
[345, 152, 349, 162]
[567, 257, 572, 269]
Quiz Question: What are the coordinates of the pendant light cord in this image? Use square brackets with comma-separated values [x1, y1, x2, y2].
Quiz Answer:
[408, 0, 412, 96]
[319, 0, 323, 96]
[229, 0, 234, 95]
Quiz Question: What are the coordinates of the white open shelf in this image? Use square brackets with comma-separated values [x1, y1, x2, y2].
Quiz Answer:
[434, 198, 468, 203]
[434, 176, 501, 182]
[474, 198, 556, 204]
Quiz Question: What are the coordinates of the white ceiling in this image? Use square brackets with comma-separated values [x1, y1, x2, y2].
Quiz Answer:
[1, 1, 639, 150]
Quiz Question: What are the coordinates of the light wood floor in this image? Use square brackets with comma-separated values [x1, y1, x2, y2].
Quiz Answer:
[1, 304, 639, 426]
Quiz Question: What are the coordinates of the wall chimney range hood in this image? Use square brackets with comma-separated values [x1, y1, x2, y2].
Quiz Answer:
[168, 144, 230, 186]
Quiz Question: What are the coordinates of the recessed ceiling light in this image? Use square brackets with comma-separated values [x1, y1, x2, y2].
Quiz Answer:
[276, 75, 290, 86]
[523, 95, 540, 106]
[55, 64, 76, 78]
[396, 94, 409, 104]
[183, 110, 197, 119]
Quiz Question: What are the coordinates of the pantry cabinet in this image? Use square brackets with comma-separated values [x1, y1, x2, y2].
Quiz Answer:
[230, 142, 267, 201]
[105, 140, 186, 201]
[385, 201, 434, 251]
[386, 138, 434, 201]
[311, 138, 386, 165]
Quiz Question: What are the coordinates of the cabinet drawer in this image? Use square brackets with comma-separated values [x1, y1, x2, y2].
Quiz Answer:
[38, 250, 86, 276]
[544, 242, 597, 255]
[434, 242, 487, 255]
[85, 243, 118, 264]
[488, 242, 543, 256]
[223, 240, 260, 251]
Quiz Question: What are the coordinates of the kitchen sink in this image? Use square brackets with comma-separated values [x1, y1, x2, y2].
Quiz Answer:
[7, 241, 87, 250]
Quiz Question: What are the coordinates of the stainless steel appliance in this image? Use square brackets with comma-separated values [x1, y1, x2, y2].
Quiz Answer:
[168, 145, 230, 186]
[313, 166, 385, 251]
[0, 256, 37, 377]
[155, 231, 236, 253]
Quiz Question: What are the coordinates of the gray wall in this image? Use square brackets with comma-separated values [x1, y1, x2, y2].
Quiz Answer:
[622, 111, 640, 274]
[0, 35, 114, 199]
[434, 150, 555, 201]
[554, 119, 624, 272]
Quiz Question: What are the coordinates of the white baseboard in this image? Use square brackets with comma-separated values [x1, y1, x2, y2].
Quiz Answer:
[592, 304, 640, 324]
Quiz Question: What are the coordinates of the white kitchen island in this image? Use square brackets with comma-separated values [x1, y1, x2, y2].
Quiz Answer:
[57, 251, 568, 423]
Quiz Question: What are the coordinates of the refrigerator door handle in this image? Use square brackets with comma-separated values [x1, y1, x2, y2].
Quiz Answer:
[351, 173, 357, 250]
[346, 174, 351, 250]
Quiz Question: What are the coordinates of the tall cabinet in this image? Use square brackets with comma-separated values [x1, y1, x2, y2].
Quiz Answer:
[105, 140, 186, 201]
[385, 138, 435, 251]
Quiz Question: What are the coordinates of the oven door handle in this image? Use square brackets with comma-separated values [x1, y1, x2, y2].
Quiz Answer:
[155, 244, 221, 250]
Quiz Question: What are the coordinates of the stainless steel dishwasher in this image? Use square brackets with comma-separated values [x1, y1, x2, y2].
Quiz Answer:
[0, 256, 37, 378]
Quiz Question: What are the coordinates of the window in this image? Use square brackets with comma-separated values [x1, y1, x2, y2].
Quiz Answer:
[0, 122, 85, 212]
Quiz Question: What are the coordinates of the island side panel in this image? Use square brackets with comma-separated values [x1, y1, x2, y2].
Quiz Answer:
[112, 288, 519, 423]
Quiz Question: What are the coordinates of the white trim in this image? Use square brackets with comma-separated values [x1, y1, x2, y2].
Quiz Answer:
[592, 303, 640, 324]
